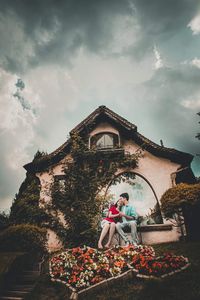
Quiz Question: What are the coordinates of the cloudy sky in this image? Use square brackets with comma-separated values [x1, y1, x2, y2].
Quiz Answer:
[0, 0, 200, 211]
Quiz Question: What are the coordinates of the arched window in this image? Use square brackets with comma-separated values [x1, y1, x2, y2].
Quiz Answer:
[90, 132, 119, 150]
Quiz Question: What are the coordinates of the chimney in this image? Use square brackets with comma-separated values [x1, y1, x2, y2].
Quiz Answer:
[160, 139, 164, 147]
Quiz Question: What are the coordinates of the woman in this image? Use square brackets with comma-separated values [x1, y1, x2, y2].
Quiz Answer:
[98, 199, 122, 249]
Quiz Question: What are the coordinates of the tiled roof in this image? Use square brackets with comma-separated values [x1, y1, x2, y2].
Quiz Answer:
[70, 105, 137, 134]
[133, 131, 193, 165]
[23, 105, 193, 172]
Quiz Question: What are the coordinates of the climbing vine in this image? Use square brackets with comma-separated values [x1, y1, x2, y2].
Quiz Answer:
[51, 132, 142, 247]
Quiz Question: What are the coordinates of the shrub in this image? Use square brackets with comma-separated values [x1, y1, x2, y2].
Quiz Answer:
[0, 212, 10, 230]
[0, 224, 47, 253]
[10, 151, 49, 226]
[9, 173, 48, 225]
[161, 183, 200, 218]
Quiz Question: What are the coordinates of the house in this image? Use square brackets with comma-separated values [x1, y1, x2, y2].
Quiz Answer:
[24, 105, 196, 251]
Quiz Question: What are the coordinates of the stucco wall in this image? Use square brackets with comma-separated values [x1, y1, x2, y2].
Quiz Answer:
[140, 226, 181, 244]
[47, 229, 63, 252]
[123, 139, 181, 202]
[98, 226, 182, 249]
[89, 122, 181, 201]
[36, 155, 71, 207]
[89, 122, 119, 136]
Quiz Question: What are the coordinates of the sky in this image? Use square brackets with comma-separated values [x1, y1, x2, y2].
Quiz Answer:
[0, 0, 200, 212]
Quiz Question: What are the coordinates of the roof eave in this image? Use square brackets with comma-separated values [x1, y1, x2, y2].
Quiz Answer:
[70, 106, 137, 135]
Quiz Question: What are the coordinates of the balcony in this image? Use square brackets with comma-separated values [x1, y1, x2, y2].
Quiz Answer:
[86, 147, 125, 160]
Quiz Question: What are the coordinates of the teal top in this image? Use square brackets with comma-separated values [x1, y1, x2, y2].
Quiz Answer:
[121, 205, 137, 223]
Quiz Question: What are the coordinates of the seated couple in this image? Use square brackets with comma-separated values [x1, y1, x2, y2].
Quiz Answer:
[98, 193, 139, 249]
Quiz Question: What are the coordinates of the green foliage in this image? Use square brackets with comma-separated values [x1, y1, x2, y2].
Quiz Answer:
[51, 132, 140, 247]
[10, 173, 49, 225]
[33, 150, 48, 160]
[0, 212, 10, 230]
[9, 161, 68, 245]
[161, 183, 200, 218]
[0, 224, 47, 253]
[9, 150, 52, 226]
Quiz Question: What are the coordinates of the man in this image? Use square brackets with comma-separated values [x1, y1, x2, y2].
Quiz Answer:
[116, 192, 139, 246]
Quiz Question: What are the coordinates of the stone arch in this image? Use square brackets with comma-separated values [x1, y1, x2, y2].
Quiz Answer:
[104, 170, 163, 224]
[104, 170, 157, 200]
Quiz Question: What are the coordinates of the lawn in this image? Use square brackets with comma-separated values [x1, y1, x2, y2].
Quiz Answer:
[29, 241, 200, 300]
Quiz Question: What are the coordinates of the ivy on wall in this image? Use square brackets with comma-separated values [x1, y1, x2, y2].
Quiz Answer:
[51, 132, 141, 247]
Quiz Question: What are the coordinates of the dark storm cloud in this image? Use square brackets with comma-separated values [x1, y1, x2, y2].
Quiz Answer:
[0, 0, 200, 212]
[0, 0, 199, 73]
[133, 0, 197, 33]
[129, 0, 199, 58]
[132, 64, 200, 155]
[0, 0, 131, 72]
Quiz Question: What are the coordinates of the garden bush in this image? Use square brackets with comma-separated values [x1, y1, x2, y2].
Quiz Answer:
[160, 183, 200, 218]
[9, 172, 49, 226]
[0, 224, 47, 253]
[0, 212, 10, 230]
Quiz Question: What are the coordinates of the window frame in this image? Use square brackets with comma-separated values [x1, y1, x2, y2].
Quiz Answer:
[90, 132, 120, 150]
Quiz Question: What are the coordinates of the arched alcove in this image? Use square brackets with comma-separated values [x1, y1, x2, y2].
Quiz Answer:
[105, 172, 163, 224]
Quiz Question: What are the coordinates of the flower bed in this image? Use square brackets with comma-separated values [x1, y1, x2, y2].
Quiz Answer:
[49, 245, 190, 299]
[131, 252, 189, 278]
[49, 246, 130, 290]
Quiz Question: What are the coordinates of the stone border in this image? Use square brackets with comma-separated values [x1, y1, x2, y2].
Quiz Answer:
[135, 256, 190, 279]
[49, 248, 190, 299]
[49, 267, 135, 300]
